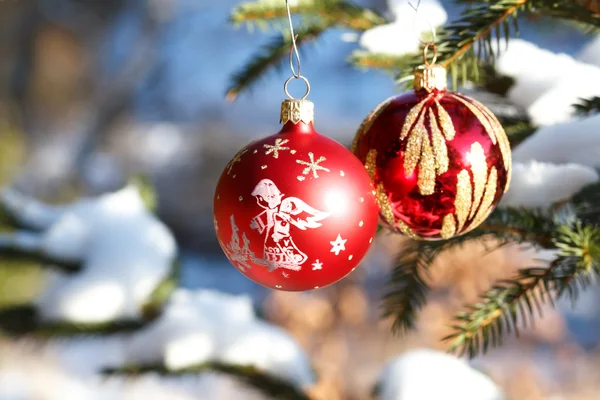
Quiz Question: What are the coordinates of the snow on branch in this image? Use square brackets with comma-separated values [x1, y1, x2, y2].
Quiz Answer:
[501, 161, 599, 209]
[496, 39, 600, 126]
[0, 185, 176, 325]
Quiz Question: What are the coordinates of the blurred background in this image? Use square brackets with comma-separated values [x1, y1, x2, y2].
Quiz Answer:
[0, 0, 599, 399]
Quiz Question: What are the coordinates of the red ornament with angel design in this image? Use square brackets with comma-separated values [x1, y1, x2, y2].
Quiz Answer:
[352, 44, 512, 240]
[214, 96, 379, 291]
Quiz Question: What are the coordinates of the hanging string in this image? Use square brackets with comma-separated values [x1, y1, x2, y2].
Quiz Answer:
[396, 0, 439, 84]
[283, 0, 310, 100]
[408, 0, 437, 46]
[286, 0, 301, 78]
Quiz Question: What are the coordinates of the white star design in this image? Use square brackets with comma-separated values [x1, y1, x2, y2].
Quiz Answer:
[282, 271, 290, 278]
[330, 234, 347, 256]
[312, 259, 323, 270]
[264, 138, 290, 159]
[296, 152, 330, 178]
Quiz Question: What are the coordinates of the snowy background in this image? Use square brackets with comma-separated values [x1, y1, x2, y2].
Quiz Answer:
[0, 0, 599, 399]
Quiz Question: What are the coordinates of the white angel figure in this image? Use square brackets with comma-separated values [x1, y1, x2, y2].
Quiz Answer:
[249, 179, 329, 271]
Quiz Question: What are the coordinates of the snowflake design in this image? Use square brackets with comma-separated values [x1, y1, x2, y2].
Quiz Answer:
[264, 139, 290, 159]
[312, 259, 323, 270]
[226, 149, 247, 175]
[296, 152, 330, 178]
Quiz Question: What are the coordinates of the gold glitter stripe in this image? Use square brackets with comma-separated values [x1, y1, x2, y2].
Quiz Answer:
[397, 219, 421, 240]
[418, 131, 436, 195]
[435, 100, 455, 141]
[455, 169, 472, 233]
[365, 149, 377, 180]
[441, 214, 457, 239]
[468, 167, 498, 233]
[400, 96, 430, 140]
[479, 105, 512, 193]
[428, 108, 449, 175]
[467, 142, 488, 221]
[450, 94, 497, 145]
[352, 96, 395, 153]
[404, 111, 425, 177]
[376, 183, 396, 228]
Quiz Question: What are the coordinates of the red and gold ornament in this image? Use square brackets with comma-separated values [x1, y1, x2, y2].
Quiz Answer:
[214, 86, 379, 291]
[352, 44, 512, 240]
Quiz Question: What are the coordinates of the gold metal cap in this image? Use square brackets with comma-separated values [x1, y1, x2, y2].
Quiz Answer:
[414, 63, 447, 92]
[280, 99, 314, 125]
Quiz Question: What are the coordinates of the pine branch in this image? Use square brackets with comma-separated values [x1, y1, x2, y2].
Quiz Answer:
[444, 224, 600, 358]
[383, 231, 507, 333]
[348, 51, 414, 72]
[571, 181, 600, 226]
[230, 0, 386, 31]
[392, 0, 599, 86]
[573, 96, 600, 116]
[382, 208, 557, 334]
[0, 304, 150, 336]
[381, 240, 435, 333]
[226, 24, 327, 101]
[104, 363, 310, 400]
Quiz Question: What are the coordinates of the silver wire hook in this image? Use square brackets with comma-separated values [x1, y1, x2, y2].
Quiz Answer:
[408, 0, 437, 46]
[286, 0, 301, 78]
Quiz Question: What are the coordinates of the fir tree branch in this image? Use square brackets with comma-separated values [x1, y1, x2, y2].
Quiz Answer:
[382, 240, 435, 333]
[0, 304, 150, 336]
[573, 96, 600, 116]
[444, 224, 600, 358]
[226, 24, 327, 101]
[441, 0, 526, 70]
[568, 181, 600, 228]
[383, 208, 557, 334]
[103, 363, 310, 400]
[348, 51, 413, 72]
[230, 0, 386, 31]
[394, 0, 599, 85]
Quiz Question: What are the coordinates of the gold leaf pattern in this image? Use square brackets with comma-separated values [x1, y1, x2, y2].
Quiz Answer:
[403, 111, 425, 177]
[376, 183, 396, 228]
[441, 214, 457, 239]
[435, 100, 455, 140]
[400, 97, 429, 140]
[468, 167, 498, 233]
[397, 219, 421, 240]
[480, 106, 512, 192]
[352, 96, 395, 153]
[450, 94, 497, 145]
[466, 142, 488, 220]
[455, 169, 472, 232]
[453, 93, 512, 194]
[365, 149, 377, 180]
[428, 108, 449, 174]
[418, 131, 436, 195]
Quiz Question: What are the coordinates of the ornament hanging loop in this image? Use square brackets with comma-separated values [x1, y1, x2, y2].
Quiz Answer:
[286, 0, 301, 78]
[283, 0, 311, 99]
[284, 75, 311, 100]
[423, 42, 438, 66]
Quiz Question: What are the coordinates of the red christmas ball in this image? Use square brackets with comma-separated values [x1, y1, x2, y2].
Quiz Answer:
[214, 99, 379, 291]
[352, 64, 512, 240]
